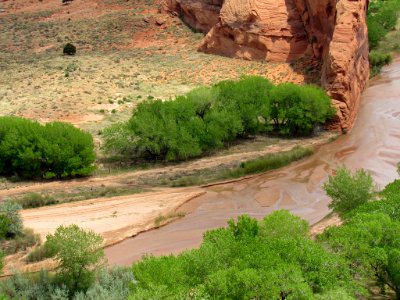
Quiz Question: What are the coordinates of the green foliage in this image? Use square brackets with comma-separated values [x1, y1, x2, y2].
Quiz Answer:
[270, 83, 335, 135]
[214, 76, 273, 134]
[45, 225, 105, 293]
[319, 212, 400, 297]
[323, 167, 375, 216]
[368, 0, 400, 49]
[63, 43, 76, 55]
[0, 200, 22, 237]
[0, 117, 96, 179]
[369, 51, 393, 77]
[104, 77, 333, 162]
[227, 146, 313, 178]
[0, 216, 11, 239]
[130, 211, 354, 299]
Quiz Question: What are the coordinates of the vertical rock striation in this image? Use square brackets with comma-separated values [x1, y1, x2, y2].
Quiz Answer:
[160, 0, 370, 131]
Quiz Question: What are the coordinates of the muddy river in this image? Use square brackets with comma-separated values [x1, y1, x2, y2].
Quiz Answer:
[106, 59, 400, 265]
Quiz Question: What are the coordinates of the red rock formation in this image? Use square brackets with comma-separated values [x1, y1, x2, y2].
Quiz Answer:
[160, 0, 370, 132]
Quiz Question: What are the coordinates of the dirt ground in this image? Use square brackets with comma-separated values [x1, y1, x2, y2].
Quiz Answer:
[0, 0, 327, 274]
[0, 0, 315, 136]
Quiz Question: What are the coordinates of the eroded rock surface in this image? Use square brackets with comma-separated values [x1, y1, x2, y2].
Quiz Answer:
[160, 0, 370, 131]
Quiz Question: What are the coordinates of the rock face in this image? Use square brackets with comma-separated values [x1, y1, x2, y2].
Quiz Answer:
[160, 0, 370, 131]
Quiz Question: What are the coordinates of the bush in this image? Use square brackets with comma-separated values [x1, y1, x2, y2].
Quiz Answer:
[323, 167, 376, 216]
[369, 51, 393, 77]
[1, 228, 40, 255]
[0, 117, 96, 179]
[104, 77, 333, 162]
[13, 193, 58, 209]
[26, 245, 51, 263]
[0, 216, 11, 239]
[63, 43, 76, 55]
[0, 200, 22, 237]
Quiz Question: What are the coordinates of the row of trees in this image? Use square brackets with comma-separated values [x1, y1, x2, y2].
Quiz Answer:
[0, 117, 96, 179]
[103, 76, 335, 161]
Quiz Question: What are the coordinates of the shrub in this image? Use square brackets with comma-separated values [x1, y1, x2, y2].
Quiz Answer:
[0, 117, 96, 179]
[0, 216, 11, 239]
[13, 193, 58, 209]
[0, 200, 22, 237]
[26, 245, 51, 263]
[63, 43, 76, 55]
[323, 167, 375, 216]
[1, 228, 40, 255]
[369, 51, 393, 77]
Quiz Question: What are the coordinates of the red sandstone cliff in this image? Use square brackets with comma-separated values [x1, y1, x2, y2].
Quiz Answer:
[160, 0, 370, 132]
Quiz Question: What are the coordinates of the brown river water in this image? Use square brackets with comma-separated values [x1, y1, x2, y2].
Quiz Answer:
[106, 59, 400, 265]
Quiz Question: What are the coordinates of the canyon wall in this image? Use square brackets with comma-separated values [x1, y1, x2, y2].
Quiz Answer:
[160, 0, 370, 132]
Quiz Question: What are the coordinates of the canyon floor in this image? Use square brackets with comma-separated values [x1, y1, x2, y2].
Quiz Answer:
[0, 0, 330, 273]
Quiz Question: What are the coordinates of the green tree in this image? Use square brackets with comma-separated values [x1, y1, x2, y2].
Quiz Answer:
[45, 225, 105, 293]
[0, 117, 95, 179]
[270, 83, 334, 135]
[319, 213, 400, 298]
[323, 167, 375, 216]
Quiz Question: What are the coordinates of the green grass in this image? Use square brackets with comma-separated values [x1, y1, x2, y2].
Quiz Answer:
[154, 212, 186, 228]
[226, 146, 314, 178]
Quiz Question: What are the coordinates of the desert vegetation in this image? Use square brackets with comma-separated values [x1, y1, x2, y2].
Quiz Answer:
[0, 117, 96, 179]
[103, 76, 334, 162]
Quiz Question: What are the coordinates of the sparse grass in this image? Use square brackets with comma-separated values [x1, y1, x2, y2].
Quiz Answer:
[154, 212, 186, 228]
[140, 146, 314, 187]
[11, 186, 146, 209]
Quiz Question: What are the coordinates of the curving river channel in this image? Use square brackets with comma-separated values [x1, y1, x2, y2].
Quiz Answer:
[106, 59, 400, 265]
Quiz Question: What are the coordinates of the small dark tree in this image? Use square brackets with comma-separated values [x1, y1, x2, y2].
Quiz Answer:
[62, 0, 73, 4]
[63, 43, 76, 55]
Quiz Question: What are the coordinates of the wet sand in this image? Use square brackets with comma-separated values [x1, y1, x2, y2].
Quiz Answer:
[106, 59, 400, 265]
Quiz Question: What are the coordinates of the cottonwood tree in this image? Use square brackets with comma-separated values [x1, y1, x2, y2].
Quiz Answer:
[45, 224, 105, 293]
